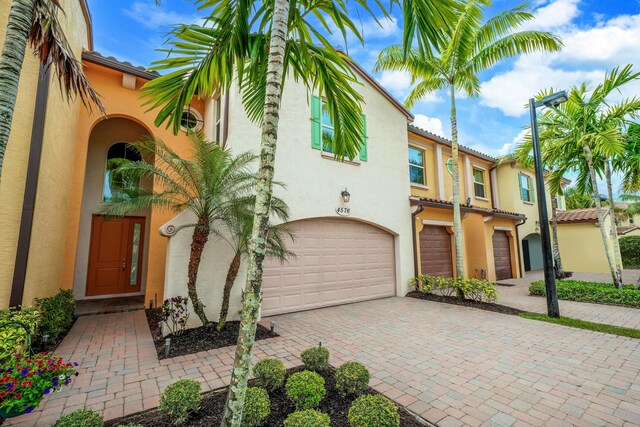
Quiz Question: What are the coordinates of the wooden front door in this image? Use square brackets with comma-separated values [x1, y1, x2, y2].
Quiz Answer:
[86, 216, 145, 296]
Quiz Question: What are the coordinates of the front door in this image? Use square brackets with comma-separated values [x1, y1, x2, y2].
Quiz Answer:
[86, 216, 145, 296]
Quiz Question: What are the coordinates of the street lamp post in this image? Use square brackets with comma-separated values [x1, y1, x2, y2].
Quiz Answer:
[529, 91, 568, 319]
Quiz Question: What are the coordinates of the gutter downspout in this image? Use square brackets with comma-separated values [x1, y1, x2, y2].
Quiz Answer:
[515, 217, 527, 279]
[10, 65, 51, 307]
[411, 204, 424, 278]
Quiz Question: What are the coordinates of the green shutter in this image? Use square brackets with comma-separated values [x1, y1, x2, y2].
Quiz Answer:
[311, 95, 322, 150]
[359, 113, 368, 161]
[518, 174, 524, 200]
[529, 176, 536, 202]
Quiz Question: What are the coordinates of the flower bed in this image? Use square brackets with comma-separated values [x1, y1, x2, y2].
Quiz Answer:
[529, 280, 640, 308]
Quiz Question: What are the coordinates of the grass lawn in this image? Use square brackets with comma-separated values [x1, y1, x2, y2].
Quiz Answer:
[519, 312, 640, 339]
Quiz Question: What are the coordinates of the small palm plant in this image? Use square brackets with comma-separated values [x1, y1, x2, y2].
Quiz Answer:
[102, 133, 258, 326]
[215, 197, 294, 331]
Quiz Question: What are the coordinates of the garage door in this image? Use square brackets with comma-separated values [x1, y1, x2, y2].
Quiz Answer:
[493, 230, 513, 280]
[419, 225, 453, 278]
[261, 218, 396, 316]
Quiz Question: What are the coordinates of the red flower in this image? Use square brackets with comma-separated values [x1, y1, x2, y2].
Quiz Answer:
[21, 381, 32, 387]
[14, 393, 22, 399]
[0, 392, 6, 398]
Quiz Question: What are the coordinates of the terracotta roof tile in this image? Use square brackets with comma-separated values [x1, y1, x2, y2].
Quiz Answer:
[411, 197, 525, 219]
[556, 208, 604, 223]
[618, 225, 639, 235]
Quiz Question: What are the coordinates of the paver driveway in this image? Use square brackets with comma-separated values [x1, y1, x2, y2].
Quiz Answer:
[8, 297, 640, 426]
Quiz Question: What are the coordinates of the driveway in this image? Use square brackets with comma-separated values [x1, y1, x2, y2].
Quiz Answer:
[8, 297, 640, 426]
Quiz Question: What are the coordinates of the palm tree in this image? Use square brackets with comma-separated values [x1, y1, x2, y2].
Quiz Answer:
[533, 66, 640, 288]
[617, 123, 640, 193]
[564, 185, 594, 209]
[141, 0, 459, 423]
[102, 134, 258, 326]
[375, 0, 562, 283]
[215, 197, 294, 331]
[0, 0, 103, 182]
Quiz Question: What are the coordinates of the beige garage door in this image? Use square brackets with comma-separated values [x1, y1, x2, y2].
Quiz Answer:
[261, 218, 396, 316]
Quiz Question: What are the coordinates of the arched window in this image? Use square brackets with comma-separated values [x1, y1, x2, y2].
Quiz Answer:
[103, 143, 142, 201]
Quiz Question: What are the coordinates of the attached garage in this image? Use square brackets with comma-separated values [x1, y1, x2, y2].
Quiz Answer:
[261, 218, 396, 316]
[419, 225, 453, 278]
[492, 230, 513, 280]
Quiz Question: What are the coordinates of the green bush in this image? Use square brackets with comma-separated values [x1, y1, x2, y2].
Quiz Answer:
[348, 395, 400, 427]
[0, 306, 40, 360]
[285, 370, 326, 410]
[410, 275, 456, 296]
[457, 278, 498, 303]
[35, 289, 76, 343]
[335, 361, 370, 396]
[117, 425, 144, 427]
[253, 358, 286, 390]
[283, 409, 331, 427]
[411, 275, 498, 302]
[53, 409, 103, 427]
[530, 280, 640, 308]
[241, 387, 271, 427]
[301, 346, 329, 372]
[159, 379, 202, 425]
[620, 236, 640, 268]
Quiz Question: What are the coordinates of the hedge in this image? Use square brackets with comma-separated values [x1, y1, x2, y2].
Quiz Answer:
[620, 236, 640, 268]
[530, 280, 640, 308]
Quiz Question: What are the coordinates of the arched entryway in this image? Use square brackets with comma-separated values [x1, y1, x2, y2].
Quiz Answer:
[522, 233, 543, 272]
[73, 117, 153, 298]
[261, 217, 396, 316]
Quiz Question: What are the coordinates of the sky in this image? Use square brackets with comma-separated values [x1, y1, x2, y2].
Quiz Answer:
[86, 0, 640, 190]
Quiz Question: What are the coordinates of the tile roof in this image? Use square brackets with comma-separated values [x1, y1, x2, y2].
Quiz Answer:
[556, 208, 607, 224]
[408, 125, 497, 163]
[618, 225, 640, 235]
[82, 51, 160, 80]
[411, 197, 526, 220]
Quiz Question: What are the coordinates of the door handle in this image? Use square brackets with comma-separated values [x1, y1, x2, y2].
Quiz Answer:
[122, 258, 126, 271]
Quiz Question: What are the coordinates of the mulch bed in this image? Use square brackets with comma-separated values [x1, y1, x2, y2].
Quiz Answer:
[105, 366, 428, 427]
[146, 309, 279, 359]
[407, 291, 524, 315]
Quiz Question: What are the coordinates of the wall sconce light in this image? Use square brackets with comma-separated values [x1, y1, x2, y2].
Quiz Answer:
[466, 197, 472, 205]
[341, 188, 351, 203]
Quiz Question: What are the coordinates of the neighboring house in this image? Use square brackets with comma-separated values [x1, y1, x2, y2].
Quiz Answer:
[408, 127, 526, 282]
[618, 226, 640, 237]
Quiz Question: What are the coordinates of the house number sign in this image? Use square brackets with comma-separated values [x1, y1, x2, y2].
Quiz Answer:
[335, 206, 351, 216]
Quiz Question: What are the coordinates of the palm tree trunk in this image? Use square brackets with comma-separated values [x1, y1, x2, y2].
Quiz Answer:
[217, 251, 241, 331]
[583, 145, 622, 288]
[220, 0, 290, 425]
[187, 217, 210, 325]
[604, 158, 624, 278]
[550, 196, 565, 278]
[449, 84, 464, 296]
[0, 0, 37, 183]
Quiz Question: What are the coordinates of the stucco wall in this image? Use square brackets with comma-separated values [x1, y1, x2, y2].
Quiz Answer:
[0, 0, 90, 307]
[557, 219, 615, 274]
[163, 74, 413, 324]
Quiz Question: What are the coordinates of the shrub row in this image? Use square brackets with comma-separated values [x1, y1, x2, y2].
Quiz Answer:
[410, 274, 498, 303]
[620, 236, 640, 268]
[530, 280, 640, 308]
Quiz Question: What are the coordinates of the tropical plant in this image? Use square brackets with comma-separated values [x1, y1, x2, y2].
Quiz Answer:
[617, 123, 640, 193]
[0, 0, 103, 183]
[529, 66, 640, 288]
[0, 306, 39, 360]
[375, 0, 562, 286]
[101, 134, 257, 326]
[564, 185, 594, 210]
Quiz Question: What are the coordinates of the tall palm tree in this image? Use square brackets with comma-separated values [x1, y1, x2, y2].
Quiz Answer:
[102, 134, 258, 326]
[215, 197, 294, 331]
[141, 0, 459, 424]
[617, 123, 640, 193]
[375, 0, 562, 283]
[0, 0, 103, 182]
[564, 185, 594, 210]
[534, 66, 640, 288]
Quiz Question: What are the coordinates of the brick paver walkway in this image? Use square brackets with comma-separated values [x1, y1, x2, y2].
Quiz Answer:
[498, 270, 640, 330]
[8, 297, 640, 426]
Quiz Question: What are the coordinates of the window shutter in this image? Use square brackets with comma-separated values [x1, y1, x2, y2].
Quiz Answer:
[311, 95, 322, 150]
[529, 176, 536, 202]
[518, 174, 524, 200]
[359, 113, 368, 161]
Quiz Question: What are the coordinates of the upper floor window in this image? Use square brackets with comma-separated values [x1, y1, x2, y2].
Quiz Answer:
[519, 173, 535, 202]
[104, 143, 142, 202]
[408, 147, 425, 185]
[311, 95, 367, 162]
[473, 168, 486, 199]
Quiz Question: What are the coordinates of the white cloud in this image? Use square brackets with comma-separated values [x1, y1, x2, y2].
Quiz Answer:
[412, 114, 445, 137]
[359, 17, 400, 40]
[527, 0, 581, 30]
[123, 1, 200, 30]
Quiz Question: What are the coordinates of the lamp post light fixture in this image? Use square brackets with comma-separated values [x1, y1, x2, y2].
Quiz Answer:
[341, 188, 351, 203]
[529, 90, 567, 318]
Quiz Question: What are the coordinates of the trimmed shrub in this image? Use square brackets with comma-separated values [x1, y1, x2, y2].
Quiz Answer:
[159, 379, 202, 425]
[457, 278, 498, 303]
[253, 358, 286, 390]
[348, 395, 400, 427]
[0, 306, 40, 360]
[301, 345, 329, 372]
[335, 361, 370, 396]
[410, 275, 498, 302]
[53, 409, 103, 427]
[530, 280, 640, 308]
[620, 236, 640, 268]
[285, 370, 326, 410]
[35, 289, 76, 343]
[241, 387, 271, 427]
[284, 409, 331, 427]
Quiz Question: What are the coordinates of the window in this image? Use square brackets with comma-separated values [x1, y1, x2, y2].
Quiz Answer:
[519, 173, 535, 202]
[473, 168, 486, 198]
[321, 101, 335, 154]
[311, 95, 367, 161]
[103, 143, 142, 202]
[409, 147, 425, 185]
[180, 107, 203, 133]
[214, 97, 222, 143]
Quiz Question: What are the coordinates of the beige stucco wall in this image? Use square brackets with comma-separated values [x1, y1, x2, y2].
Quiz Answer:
[163, 74, 414, 325]
[557, 219, 615, 274]
[0, 0, 90, 307]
